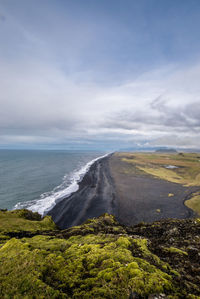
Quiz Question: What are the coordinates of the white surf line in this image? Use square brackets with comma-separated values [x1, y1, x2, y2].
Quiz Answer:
[14, 152, 112, 216]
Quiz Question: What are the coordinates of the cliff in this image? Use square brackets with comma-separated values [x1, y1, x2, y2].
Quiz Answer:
[0, 209, 200, 298]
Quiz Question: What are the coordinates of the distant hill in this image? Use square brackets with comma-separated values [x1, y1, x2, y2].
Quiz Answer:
[155, 148, 177, 153]
[118, 147, 178, 153]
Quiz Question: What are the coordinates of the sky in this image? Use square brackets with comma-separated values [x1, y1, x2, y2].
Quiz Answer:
[0, 0, 200, 150]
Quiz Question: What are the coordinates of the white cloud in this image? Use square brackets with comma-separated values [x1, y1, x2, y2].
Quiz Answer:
[0, 1, 200, 149]
[0, 58, 200, 148]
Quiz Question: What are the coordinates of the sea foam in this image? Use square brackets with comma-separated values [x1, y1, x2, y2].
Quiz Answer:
[14, 153, 109, 216]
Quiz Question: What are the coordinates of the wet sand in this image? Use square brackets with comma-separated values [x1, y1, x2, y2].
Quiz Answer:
[48, 155, 118, 229]
[48, 153, 199, 228]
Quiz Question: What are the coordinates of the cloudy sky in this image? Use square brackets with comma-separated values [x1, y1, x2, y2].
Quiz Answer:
[0, 0, 200, 150]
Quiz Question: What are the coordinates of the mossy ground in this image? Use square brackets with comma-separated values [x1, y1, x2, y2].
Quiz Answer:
[0, 210, 200, 298]
[0, 209, 57, 234]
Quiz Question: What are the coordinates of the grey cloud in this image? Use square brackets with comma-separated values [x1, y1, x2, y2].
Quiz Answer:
[155, 100, 200, 129]
[150, 135, 200, 149]
[102, 97, 200, 138]
[149, 95, 166, 111]
[1, 47, 200, 149]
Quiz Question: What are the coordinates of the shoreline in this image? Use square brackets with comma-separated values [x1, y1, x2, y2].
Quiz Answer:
[13, 152, 110, 216]
[109, 154, 198, 226]
[48, 154, 117, 228]
[48, 153, 199, 229]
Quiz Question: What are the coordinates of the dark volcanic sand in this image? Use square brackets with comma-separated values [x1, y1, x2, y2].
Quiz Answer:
[48, 153, 199, 229]
[109, 154, 199, 226]
[48, 155, 117, 229]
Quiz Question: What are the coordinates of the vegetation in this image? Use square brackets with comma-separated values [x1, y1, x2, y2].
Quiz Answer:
[185, 191, 200, 216]
[118, 152, 200, 216]
[168, 193, 174, 197]
[163, 247, 188, 256]
[0, 210, 200, 298]
[0, 209, 56, 235]
[119, 152, 200, 186]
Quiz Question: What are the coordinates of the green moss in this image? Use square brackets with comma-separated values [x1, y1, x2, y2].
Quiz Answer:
[63, 214, 126, 237]
[13, 209, 42, 220]
[0, 211, 199, 298]
[187, 295, 200, 299]
[164, 247, 188, 256]
[0, 238, 65, 298]
[131, 238, 180, 278]
[0, 232, 175, 298]
[0, 209, 57, 233]
[116, 236, 131, 248]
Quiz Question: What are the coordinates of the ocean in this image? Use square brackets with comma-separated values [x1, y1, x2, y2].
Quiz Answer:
[0, 150, 106, 215]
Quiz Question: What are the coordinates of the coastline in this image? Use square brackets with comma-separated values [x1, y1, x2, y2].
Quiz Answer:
[13, 152, 109, 216]
[48, 154, 118, 228]
[48, 153, 199, 229]
[109, 154, 198, 226]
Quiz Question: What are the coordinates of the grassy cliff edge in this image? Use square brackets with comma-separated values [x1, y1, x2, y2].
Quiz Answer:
[0, 210, 200, 298]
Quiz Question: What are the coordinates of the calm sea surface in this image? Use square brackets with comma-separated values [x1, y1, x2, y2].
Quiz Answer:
[0, 150, 105, 214]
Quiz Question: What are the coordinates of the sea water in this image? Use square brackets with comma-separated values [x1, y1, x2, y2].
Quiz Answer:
[0, 150, 106, 215]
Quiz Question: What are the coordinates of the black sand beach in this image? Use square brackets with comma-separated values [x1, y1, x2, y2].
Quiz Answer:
[48, 153, 199, 228]
[109, 154, 199, 226]
[48, 155, 118, 229]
